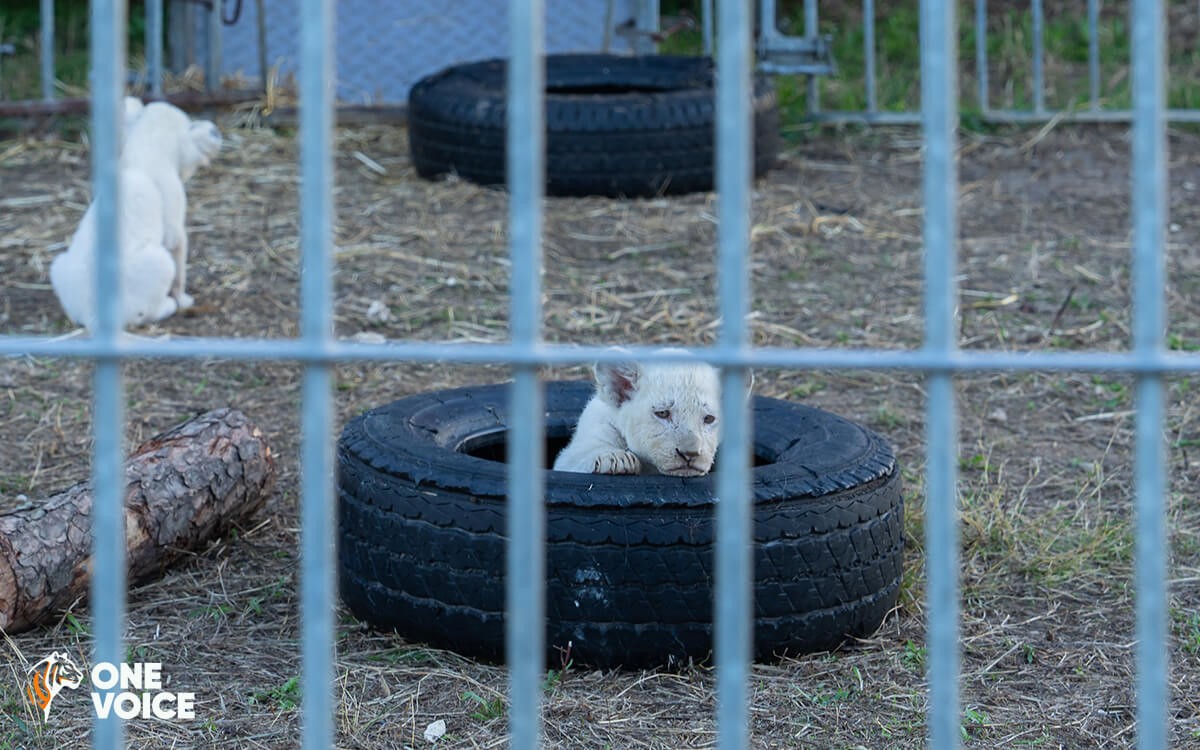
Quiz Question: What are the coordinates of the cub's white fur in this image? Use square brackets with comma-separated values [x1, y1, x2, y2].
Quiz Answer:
[553, 350, 728, 477]
[49, 100, 222, 330]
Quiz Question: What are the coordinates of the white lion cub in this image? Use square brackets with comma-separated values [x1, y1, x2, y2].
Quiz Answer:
[553, 351, 728, 477]
[49, 101, 222, 331]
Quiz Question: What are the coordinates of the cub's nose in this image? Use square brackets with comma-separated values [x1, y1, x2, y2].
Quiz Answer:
[676, 448, 699, 464]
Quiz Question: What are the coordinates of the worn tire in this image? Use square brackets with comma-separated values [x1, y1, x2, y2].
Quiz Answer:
[407, 54, 780, 197]
[338, 382, 902, 669]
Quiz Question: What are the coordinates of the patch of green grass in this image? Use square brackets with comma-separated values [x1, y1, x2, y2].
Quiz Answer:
[872, 402, 904, 430]
[958, 484, 1134, 590]
[64, 612, 89, 636]
[1169, 333, 1200, 352]
[0, 1, 146, 101]
[787, 378, 826, 399]
[462, 689, 505, 722]
[900, 639, 926, 672]
[249, 676, 300, 712]
[0, 474, 31, 495]
[189, 602, 234, 621]
[365, 647, 439, 666]
[1088, 375, 1130, 410]
[1172, 609, 1200, 655]
[961, 706, 992, 741]
[797, 684, 854, 705]
[659, 2, 1200, 128]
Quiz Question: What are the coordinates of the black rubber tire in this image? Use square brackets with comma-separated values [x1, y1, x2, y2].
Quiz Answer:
[407, 54, 780, 197]
[337, 382, 903, 669]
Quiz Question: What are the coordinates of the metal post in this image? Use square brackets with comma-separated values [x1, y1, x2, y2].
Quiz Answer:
[920, 0, 961, 748]
[975, 0, 989, 112]
[256, 0, 269, 93]
[206, 0, 223, 92]
[297, 0, 336, 745]
[714, 0, 754, 747]
[506, 0, 546, 748]
[702, 0, 714, 57]
[1130, 1, 1168, 747]
[1031, 0, 1045, 114]
[89, 0, 128, 748]
[40, 0, 55, 101]
[633, 0, 660, 55]
[804, 0, 820, 114]
[146, 0, 164, 96]
[1088, 0, 1100, 110]
[864, 0, 878, 114]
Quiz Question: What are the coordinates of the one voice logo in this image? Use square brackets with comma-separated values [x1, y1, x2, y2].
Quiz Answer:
[25, 652, 196, 722]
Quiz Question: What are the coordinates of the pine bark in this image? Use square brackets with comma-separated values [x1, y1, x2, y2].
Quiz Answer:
[0, 408, 275, 633]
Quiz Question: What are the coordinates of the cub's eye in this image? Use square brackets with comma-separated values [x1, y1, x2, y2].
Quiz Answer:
[654, 409, 672, 420]
[703, 414, 717, 425]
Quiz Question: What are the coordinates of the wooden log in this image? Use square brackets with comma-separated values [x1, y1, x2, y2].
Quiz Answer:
[0, 408, 275, 633]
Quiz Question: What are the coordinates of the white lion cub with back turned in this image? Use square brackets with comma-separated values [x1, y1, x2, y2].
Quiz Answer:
[49, 100, 222, 331]
[553, 350, 731, 477]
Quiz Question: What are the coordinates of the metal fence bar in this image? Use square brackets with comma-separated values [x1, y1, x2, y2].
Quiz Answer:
[506, 1, 546, 749]
[146, 0, 164, 96]
[920, 0, 960, 747]
[806, 107, 1200, 126]
[714, 0, 754, 747]
[804, 0, 820, 115]
[297, 0, 336, 746]
[1087, 0, 1100, 110]
[40, 0, 55, 100]
[975, 0, 988, 112]
[206, 2, 223, 92]
[701, 0, 714, 56]
[88, 0, 127, 748]
[863, 0, 878, 114]
[6, 336, 1200, 374]
[633, 0, 661, 55]
[1130, 1, 1169, 747]
[1031, 0, 1045, 114]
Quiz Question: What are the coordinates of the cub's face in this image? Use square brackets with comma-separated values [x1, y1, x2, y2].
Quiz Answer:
[597, 358, 722, 477]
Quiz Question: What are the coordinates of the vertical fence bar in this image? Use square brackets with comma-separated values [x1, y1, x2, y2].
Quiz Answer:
[146, 0, 164, 96]
[634, 0, 660, 55]
[506, 0, 546, 748]
[702, 0, 714, 57]
[714, 0, 754, 748]
[89, 0, 127, 748]
[863, 0, 878, 114]
[297, 0, 336, 745]
[256, 0, 269, 93]
[804, 0, 820, 115]
[40, 0, 55, 100]
[1087, 0, 1100, 110]
[206, 1, 222, 92]
[1130, 1, 1168, 747]
[1031, 0, 1045, 114]
[920, 0, 961, 747]
[975, 0, 988, 112]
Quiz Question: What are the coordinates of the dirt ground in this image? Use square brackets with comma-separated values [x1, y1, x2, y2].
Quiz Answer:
[1, 117, 1199, 748]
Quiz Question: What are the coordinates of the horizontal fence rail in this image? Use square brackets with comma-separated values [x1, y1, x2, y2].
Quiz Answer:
[0, 0, 1188, 748]
[5, 338, 1200, 373]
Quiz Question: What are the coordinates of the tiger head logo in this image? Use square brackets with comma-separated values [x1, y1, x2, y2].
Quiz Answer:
[25, 651, 85, 722]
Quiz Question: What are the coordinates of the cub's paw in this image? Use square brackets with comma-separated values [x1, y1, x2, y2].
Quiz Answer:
[593, 451, 641, 475]
[174, 292, 195, 311]
[151, 296, 179, 322]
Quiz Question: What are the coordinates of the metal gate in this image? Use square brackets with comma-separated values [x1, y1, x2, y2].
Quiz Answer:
[0, 0, 1189, 748]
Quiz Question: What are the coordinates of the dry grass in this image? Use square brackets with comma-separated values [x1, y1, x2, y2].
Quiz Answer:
[2, 119, 1200, 748]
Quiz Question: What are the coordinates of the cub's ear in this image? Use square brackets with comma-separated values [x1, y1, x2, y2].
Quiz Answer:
[122, 97, 145, 144]
[594, 357, 640, 407]
[179, 121, 223, 179]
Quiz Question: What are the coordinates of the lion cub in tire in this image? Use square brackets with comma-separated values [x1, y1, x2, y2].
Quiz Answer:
[553, 351, 727, 477]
